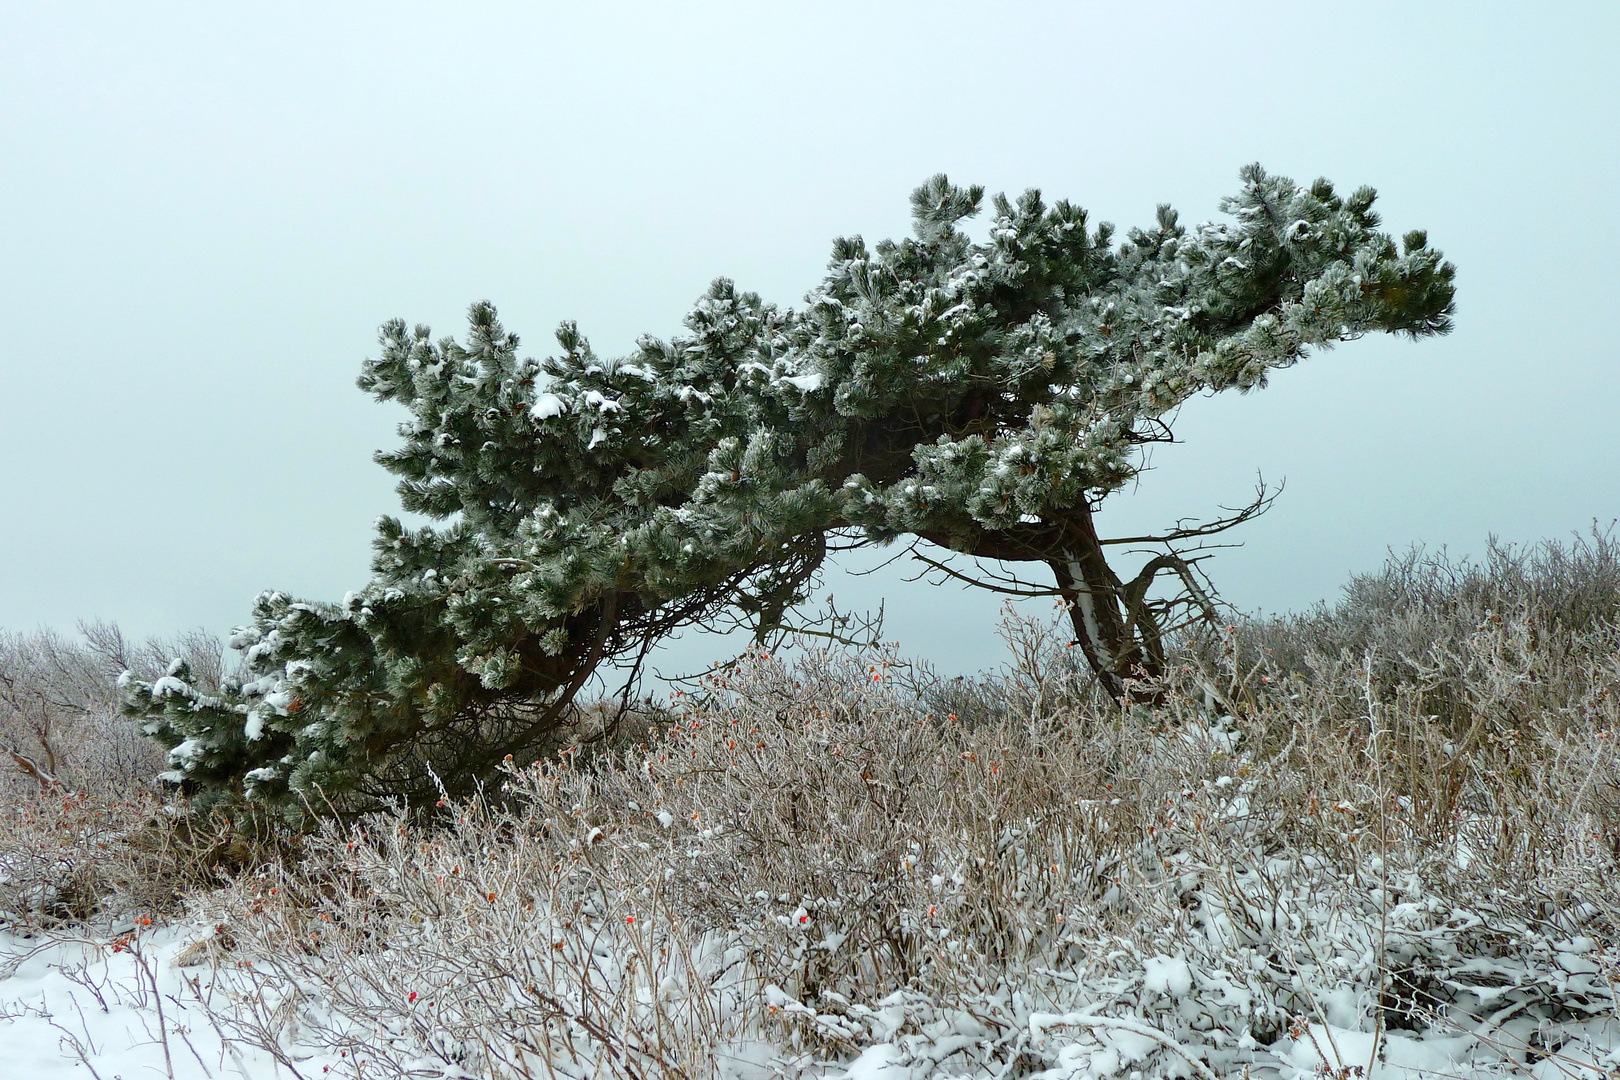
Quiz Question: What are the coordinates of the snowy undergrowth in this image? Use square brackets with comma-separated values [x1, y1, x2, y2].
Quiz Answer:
[6, 592, 1620, 1079]
[151, 606, 1620, 1080]
[0, 919, 345, 1079]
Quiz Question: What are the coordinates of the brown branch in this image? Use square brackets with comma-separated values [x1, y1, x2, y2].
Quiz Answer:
[1099, 479, 1280, 546]
[459, 590, 621, 782]
[906, 550, 1064, 598]
[3, 741, 60, 790]
[913, 524, 1066, 563]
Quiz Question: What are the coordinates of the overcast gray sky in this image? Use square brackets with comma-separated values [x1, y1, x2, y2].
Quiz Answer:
[3, 1, 1617, 677]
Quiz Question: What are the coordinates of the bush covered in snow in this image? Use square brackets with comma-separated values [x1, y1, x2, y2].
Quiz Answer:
[177, 582, 1620, 1080]
[6, 536, 1620, 1078]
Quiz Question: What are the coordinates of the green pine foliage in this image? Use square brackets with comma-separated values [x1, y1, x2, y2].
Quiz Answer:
[122, 165, 1455, 810]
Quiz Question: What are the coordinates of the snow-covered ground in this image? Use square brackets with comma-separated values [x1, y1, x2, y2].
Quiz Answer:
[5, 915, 1617, 1080]
[0, 922, 336, 1080]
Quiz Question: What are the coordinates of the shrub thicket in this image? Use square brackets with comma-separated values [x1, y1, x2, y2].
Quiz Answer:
[0, 623, 254, 926]
[176, 537, 1620, 1079]
[5, 536, 1620, 1078]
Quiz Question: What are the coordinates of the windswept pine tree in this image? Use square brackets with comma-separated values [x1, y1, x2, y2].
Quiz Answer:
[124, 166, 1455, 809]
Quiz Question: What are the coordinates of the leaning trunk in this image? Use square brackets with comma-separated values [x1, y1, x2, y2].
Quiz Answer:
[1049, 508, 1165, 705]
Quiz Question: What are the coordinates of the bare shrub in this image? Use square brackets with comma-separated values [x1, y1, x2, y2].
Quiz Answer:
[7, 541, 1620, 1074]
[0, 620, 252, 928]
[1241, 528, 1620, 732]
[188, 600, 1620, 1078]
[0, 788, 271, 928]
[0, 619, 223, 797]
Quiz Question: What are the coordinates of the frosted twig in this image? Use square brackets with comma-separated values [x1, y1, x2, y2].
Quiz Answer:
[1027, 1011, 1219, 1080]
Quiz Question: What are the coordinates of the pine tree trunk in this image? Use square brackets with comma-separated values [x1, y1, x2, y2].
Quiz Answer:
[1049, 508, 1165, 705]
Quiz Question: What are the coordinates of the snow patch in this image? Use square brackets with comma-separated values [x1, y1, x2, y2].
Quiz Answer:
[1142, 954, 1193, 998]
[531, 392, 568, 420]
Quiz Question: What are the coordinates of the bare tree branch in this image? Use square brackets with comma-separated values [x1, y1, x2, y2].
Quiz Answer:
[1098, 479, 1280, 547]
